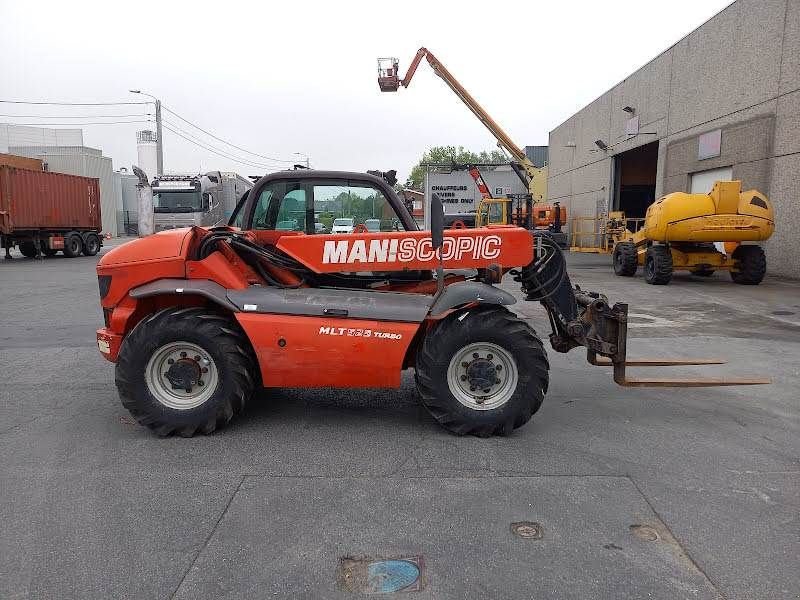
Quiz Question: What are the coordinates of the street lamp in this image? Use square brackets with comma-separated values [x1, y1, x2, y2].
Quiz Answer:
[130, 89, 163, 176]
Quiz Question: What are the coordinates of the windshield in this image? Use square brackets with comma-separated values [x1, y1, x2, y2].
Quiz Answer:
[154, 191, 202, 213]
[333, 218, 354, 226]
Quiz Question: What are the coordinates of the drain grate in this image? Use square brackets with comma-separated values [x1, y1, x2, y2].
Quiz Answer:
[771, 310, 795, 316]
[339, 556, 424, 594]
[510, 521, 543, 539]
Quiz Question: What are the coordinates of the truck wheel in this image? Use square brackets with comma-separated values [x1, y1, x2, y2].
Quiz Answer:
[18, 242, 37, 258]
[63, 234, 83, 258]
[730, 245, 766, 285]
[415, 306, 549, 437]
[644, 246, 673, 285]
[115, 307, 257, 437]
[82, 233, 101, 256]
[612, 242, 637, 276]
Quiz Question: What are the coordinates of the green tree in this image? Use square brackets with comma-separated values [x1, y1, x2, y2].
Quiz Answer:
[406, 145, 508, 190]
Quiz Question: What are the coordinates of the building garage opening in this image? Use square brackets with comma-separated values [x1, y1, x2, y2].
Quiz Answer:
[613, 141, 658, 221]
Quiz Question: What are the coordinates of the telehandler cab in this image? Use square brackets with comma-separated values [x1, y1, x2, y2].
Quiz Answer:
[96, 170, 767, 438]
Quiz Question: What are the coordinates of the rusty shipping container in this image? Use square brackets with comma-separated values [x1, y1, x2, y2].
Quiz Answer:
[0, 166, 101, 234]
[0, 153, 43, 171]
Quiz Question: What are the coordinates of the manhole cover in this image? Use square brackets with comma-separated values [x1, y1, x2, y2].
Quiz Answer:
[339, 556, 423, 594]
[510, 521, 543, 539]
[630, 524, 659, 542]
[771, 310, 795, 316]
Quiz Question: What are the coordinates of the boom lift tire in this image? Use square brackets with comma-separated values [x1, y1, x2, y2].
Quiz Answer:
[18, 242, 37, 258]
[415, 306, 549, 437]
[730, 245, 766, 285]
[63, 234, 83, 258]
[115, 307, 257, 437]
[82, 233, 101, 256]
[644, 246, 673, 285]
[612, 242, 637, 276]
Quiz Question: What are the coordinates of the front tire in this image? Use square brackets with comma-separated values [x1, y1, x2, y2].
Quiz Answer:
[115, 307, 257, 437]
[415, 306, 549, 437]
[613, 242, 637, 276]
[644, 245, 673, 285]
[730, 245, 766, 285]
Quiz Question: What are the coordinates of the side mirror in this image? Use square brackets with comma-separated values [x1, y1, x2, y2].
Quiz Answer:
[430, 193, 445, 250]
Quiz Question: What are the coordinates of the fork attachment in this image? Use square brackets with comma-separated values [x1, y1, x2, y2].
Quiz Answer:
[572, 298, 769, 387]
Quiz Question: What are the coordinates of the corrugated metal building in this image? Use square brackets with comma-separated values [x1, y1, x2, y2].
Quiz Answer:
[524, 145, 549, 168]
[12, 145, 121, 236]
[547, 0, 799, 278]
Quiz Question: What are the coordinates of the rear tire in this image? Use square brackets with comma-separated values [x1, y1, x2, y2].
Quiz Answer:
[115, 307, 257, 437]
[613, 242, 637, 276]
[62, 234, 82, 258]
[82, 233, 101, 256]
[18, 242, 37, 258]
[730, 245, 766, 285]
[644, 246, 673, 285]
[415, 306, 549, 437]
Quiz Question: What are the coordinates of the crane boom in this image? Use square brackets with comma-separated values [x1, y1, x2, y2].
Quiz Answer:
[380, 47, 541, 189]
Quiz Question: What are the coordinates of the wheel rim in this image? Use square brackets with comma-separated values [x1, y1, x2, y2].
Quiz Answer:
[645, 257, 654, 278]
[446, 342, 519, 410]
[88, 238, 99, 252]
[69, 238, 80, 253]
[145, 341, 219, 410]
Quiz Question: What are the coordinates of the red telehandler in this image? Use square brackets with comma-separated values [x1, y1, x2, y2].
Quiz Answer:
[96, 169, 767, 438]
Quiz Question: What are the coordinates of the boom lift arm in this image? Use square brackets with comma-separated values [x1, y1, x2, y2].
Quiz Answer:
[378, 48, 543, 191]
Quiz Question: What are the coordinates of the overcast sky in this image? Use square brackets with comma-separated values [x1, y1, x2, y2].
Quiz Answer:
[1, 0, 732, 181]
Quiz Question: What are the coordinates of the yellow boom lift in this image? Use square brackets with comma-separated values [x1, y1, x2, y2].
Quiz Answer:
[612, 180, 774, 285]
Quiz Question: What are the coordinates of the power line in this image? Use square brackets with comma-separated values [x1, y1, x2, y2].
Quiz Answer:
[0, 113, 152, 119]
[2, 120, 153, 126]
[0, 99, 149, 106]
[162, 104, 297, 163]
[162, 119, 277, 169]
[161, 123, 275, 171]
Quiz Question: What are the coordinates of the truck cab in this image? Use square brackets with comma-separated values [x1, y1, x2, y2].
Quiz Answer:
[152, 172, 224, 231]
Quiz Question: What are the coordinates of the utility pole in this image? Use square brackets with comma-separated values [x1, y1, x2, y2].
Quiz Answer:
[154, 98, 163, 176]
[130, 89, 163, 175]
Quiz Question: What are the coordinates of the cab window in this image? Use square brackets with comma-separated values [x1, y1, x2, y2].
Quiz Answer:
[312, 183, 402, 233]
[251, 181, 308, 231]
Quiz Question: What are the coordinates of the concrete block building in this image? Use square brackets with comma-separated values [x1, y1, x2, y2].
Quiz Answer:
[548, 0, 799, 277]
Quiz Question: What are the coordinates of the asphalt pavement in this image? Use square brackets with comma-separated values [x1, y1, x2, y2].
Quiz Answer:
[1, 241, 798, 599]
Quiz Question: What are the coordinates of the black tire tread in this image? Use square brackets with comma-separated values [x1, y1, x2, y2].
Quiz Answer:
[730, 245, 766, 285]
[415, 306, 549, 437]
[613, 242, 637, 276]
[115, 307, 256, 437]
[18, 242, 37, 258]
[63, 234, 82, 258]
[82, 233, 101, 256]
[645, 246, 673, 285]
